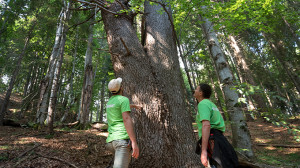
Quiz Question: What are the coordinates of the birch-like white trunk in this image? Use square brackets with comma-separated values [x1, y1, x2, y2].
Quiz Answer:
[47, 1, 72, 133]
[199, 11, 254, 158]
[36, 9, 64, 124]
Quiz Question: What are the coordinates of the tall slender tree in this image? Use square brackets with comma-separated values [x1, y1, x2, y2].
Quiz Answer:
[199, 7, 254, 158]
[47, 1, 72, 133]
[79, 9, 95, 128]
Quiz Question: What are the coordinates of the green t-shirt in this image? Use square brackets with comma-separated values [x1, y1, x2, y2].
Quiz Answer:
[196, 99, 225, 139]
[106, 95, 131, 143]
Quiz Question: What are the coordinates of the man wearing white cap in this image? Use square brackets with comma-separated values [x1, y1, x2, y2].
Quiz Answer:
[105, 77, 140, 168]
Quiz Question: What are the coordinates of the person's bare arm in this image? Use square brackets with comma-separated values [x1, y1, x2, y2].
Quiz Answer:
[122, 111, 139, 159]
[201, 120, 211, 167]
[130, 104, 142, 110]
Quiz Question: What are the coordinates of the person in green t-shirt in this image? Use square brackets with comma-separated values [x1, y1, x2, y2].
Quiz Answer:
[105, 78, 141, 168]
[194, 84, 238, 168]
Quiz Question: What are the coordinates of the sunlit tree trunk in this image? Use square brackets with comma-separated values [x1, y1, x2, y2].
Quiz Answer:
[229, 35, 268, 115]
[36, 8, 64, 125]
[101, 0, 200, 166]
[79, 9, 95, 128]
[199, 10, 254, 158]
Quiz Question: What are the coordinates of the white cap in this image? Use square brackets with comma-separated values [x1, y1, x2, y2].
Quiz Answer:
[108, 77, 123, 93]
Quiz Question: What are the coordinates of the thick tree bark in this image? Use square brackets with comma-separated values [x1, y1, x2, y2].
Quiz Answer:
[199, 11, 254, 158]
[101, 0, 200, 167]
[79, 9, 95, 128]
[0, 21, 35, 125]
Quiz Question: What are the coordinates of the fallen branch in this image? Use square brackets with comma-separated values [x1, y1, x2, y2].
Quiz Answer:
[18, 143, 42, 158]
[14, 153, 33, 168]
[256, 143, 300, 148]
[36, 153, 79, 168]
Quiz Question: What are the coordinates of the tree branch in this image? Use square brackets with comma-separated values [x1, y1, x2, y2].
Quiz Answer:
[17, 143, 42, 158]
[36, 152, 79, 168]
[72, 0, 122, 16]
[116, 0, 126, 10]
[69, 8, 100, 30]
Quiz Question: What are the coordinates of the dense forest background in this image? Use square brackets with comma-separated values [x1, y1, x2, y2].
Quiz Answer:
[0, 0, 299, 167]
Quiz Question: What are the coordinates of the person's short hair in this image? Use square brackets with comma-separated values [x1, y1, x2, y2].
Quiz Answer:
[199, 83, 212, 98]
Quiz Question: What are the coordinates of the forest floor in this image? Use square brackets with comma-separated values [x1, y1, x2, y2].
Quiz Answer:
[0, 93, 300, 168]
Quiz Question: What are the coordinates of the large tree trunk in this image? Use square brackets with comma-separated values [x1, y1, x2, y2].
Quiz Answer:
[79, 10, 95, 128]
[199, 10, 254, 158]
[101, 0, 200, 167]
[36, 8, 64, 125]
[0, 21, 35, 125]
[47, 1, 72, 133]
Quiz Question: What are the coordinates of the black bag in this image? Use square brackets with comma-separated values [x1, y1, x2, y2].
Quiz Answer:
[195, 129, 239, 168]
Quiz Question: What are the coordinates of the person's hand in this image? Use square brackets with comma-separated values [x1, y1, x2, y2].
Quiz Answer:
[135, 105, 142, 110]
[131, 141, 139, 159]
[201, 150, 208, 167]
[130, 104, 143, 110]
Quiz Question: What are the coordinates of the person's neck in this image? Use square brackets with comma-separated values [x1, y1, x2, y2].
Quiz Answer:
[113, 93, 122, 96]
[197, 97, 208, 103]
